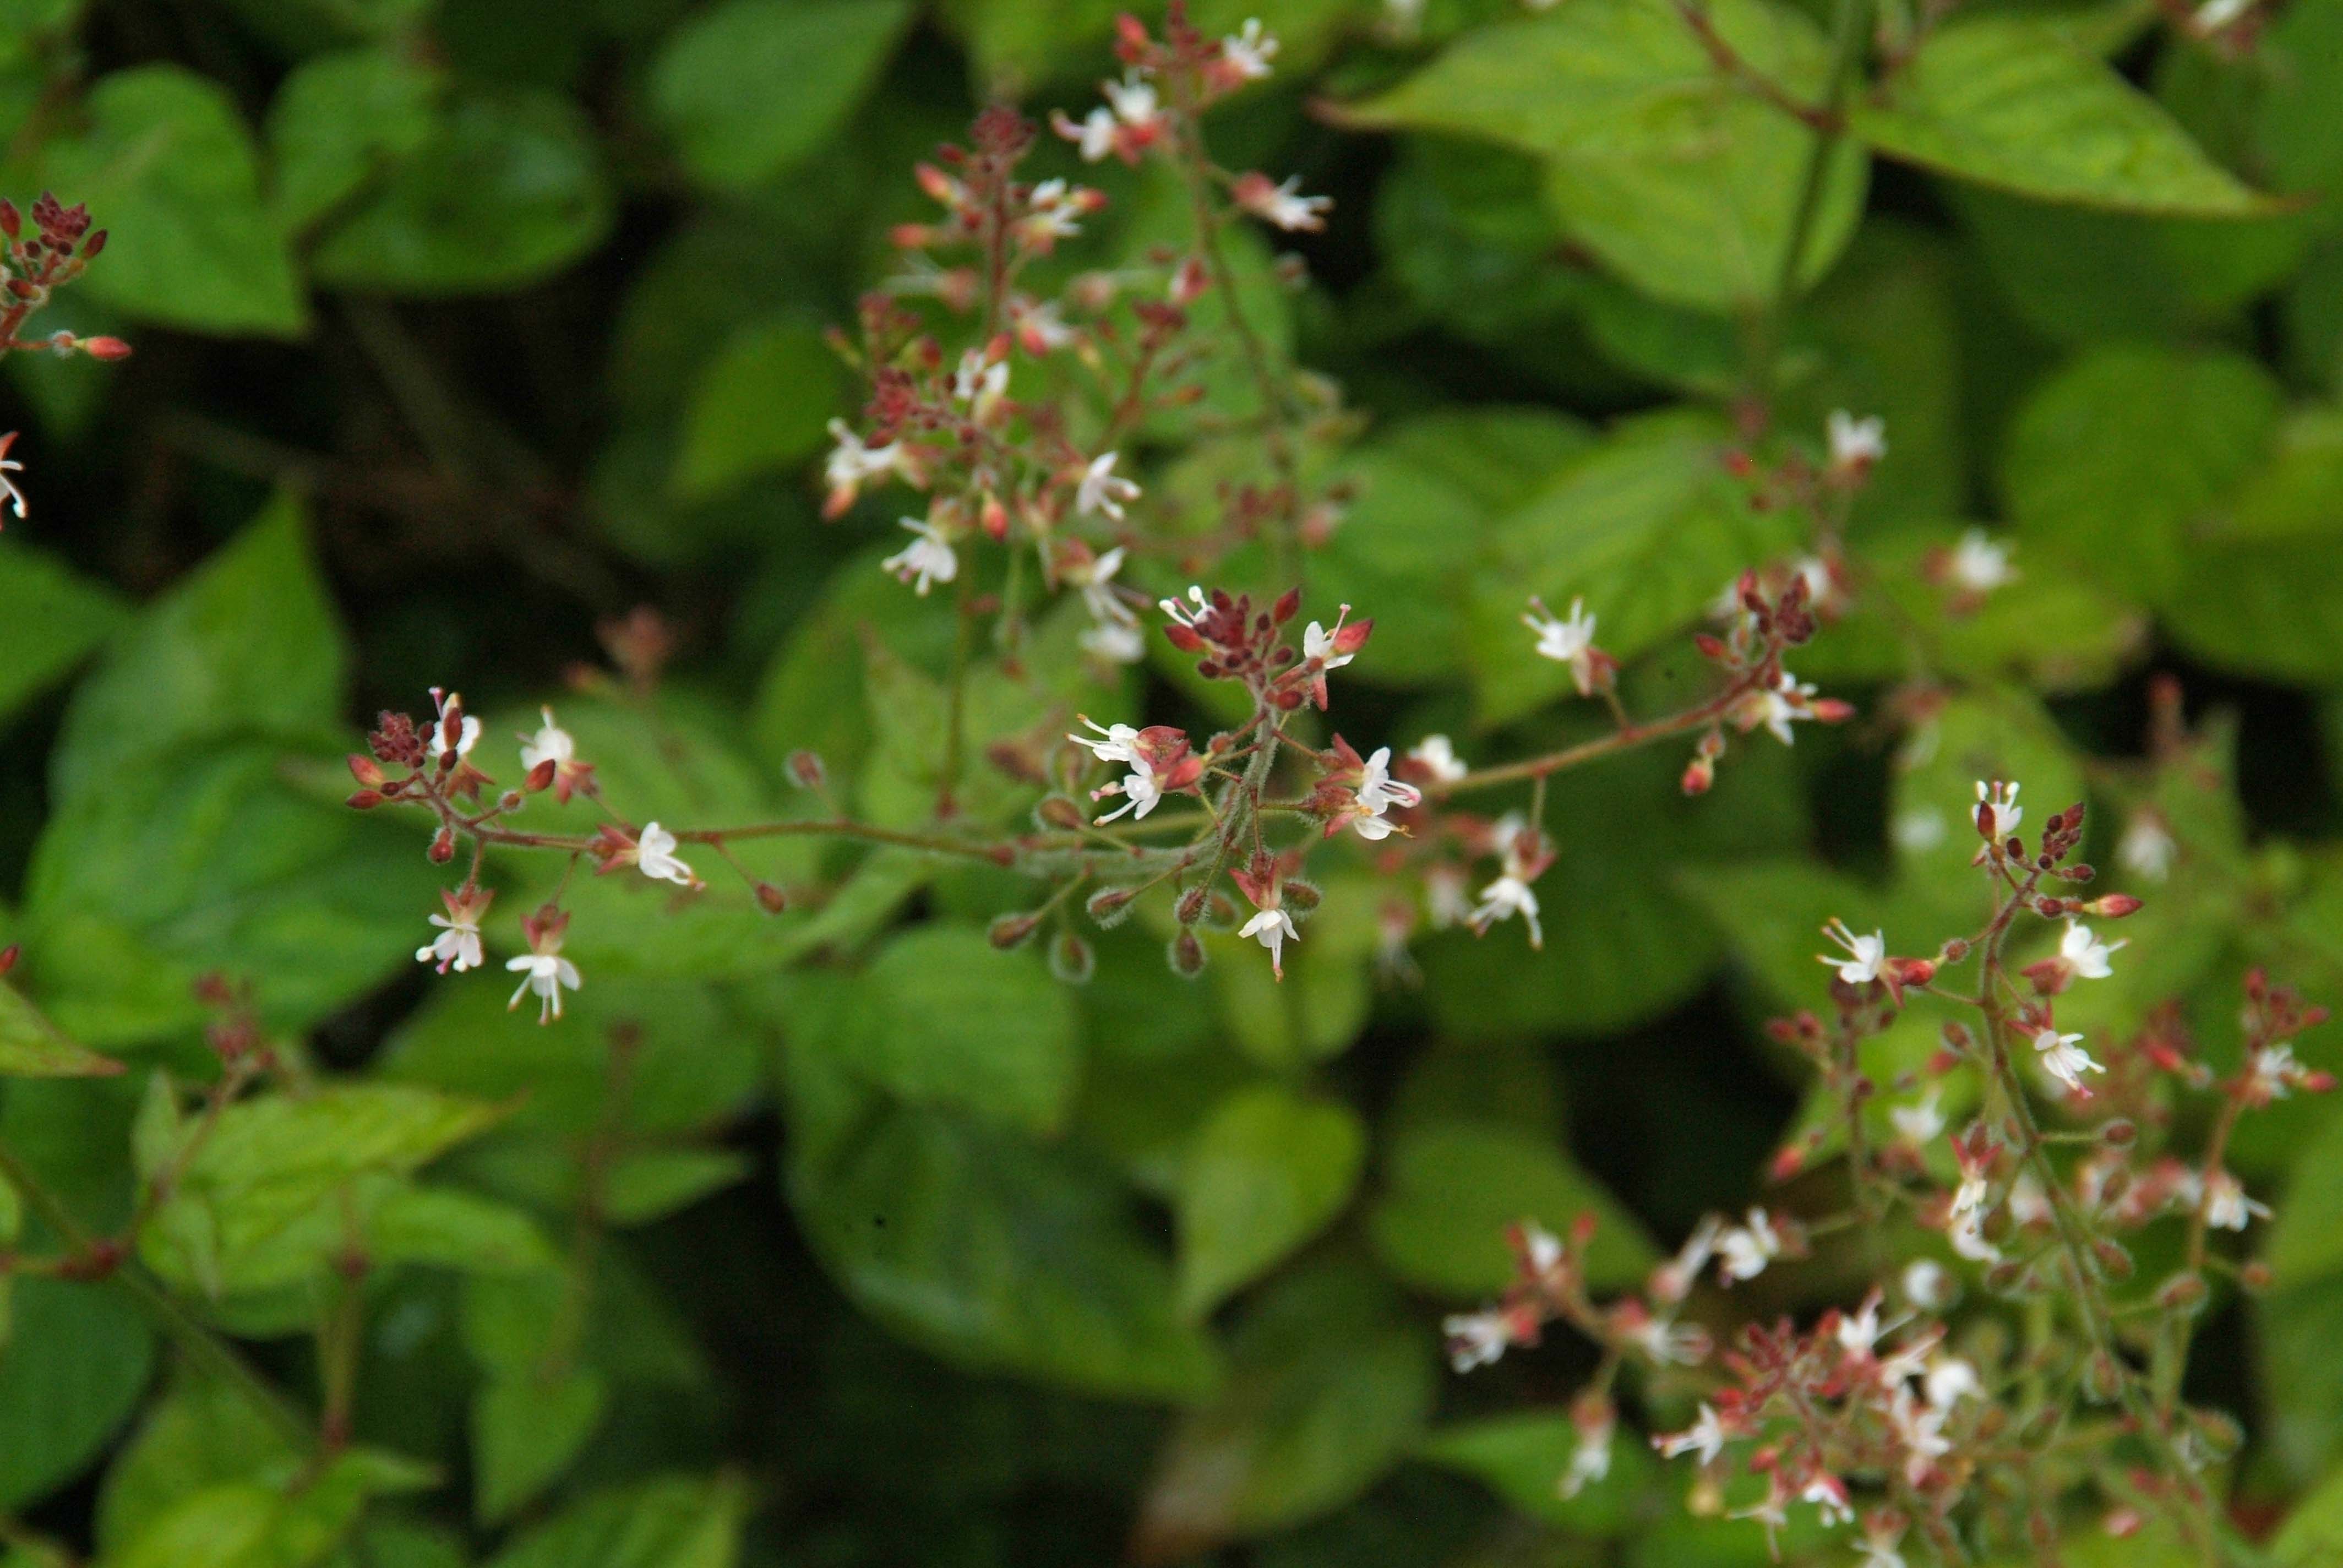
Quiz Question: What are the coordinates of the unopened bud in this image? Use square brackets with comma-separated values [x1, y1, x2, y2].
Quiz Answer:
[348, 753, 386, 788]
[1175, 885, 1211, 926]
[1048, 930, 1095, 985]
[80, 228, 106, 258]
[524, 758, 557, 793]
[498, 791, 524, 812]
[988, 911, 1043, 950]
[1939, 938, 1970, 965]
[0, 200, 18, 238]
[0, 943, 17, 976]
[346, 790, 385, 810]
[1036, 795, 1086, 830]
[2157, 1271, 2208, 1309]
[1272, 586, 1301, 625]
[2093, 1239, 2133, 1280]
[1086, 885, 1138, 927]
[755, 883, 787, 914]
[2088, 894, 2145, 919]
[2083, 1351, 2122, 1401]
[2102, 1119, 2135, 1146]
[787, 750, 827, 791]
[2240, 1261, 2274, 1293]
[1681, 753, 1715, 796]
[1279, 878, 1321, 914]
[427, 826, 455, 862]
[1168, 930, 1206, 978]
[83, 334, 130, 360]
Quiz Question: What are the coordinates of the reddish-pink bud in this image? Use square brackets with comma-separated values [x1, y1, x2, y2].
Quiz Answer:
[756, 883, 787, 914]
[428, 826, 455, 862]
[347, 753, 385, 788]
[0, 942, 17, 976]
[346, 789, 385, 810]
[1331, 617, 1374, 656]
[788, 750, 827, 791]
[79, 228, 105, 258]
[83, 334, 132, 360]
[2088, 893, 2145, 919]
[1163, 623, 1205, 652]
[524, 758, 557, 793]
[1681, 754, 1714, 796]
[0, 200, 18, 238]
[1272, 586, 1301, 625]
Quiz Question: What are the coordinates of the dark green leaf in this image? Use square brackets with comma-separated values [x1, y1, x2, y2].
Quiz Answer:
[483, 1474, 744, 1568]
[671, 319, 846, 500]
[266, 47, 443, 232]
[472, 1368, 607, 1524]
[0, 541, 126, 733]
[1418, 1411, 1657, 1534]
[650, 0, 911, 190]
[1175, 1085, 1365, 1317]
[0, 1279, 154, 1507]
[0, 982, 122, 1077]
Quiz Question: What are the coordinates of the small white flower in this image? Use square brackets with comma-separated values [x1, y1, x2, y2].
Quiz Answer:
[1092, 755, 1163, 824]
[1303, 603, 1358, 670]
[1075, 451, 1140, 521]
[1239, 903, 1300, 978]
[1655, 1403, 1728, 1466]
[2008, 1172, 2053, 1227]
[1408, 734, 1468, 785]
[1239, 173, 1331, 232]
[1069, 716, 1141, 763]
[1222, 18, 1278, 78]
[825, 419, 904, 491]
[1949, 1207, 2001, 1265]
[1948, 529, 2018, 594]
[1424, 864, 1472, 929]
[1827, 410, 1886, 469]
[2061, 921, 2124, 980]
[1925, 1355, 1982, 1409]
[950, 349, 1010, 419]
[1894, 808, 1947, 852]
[1356, 746, 1422, 817]
[1523, 595, 1600, 694]
[1818, 917, 1887, 985]
[1160, 584, 1211, 628]
[416, 888, 491, 974]
[1650, 1215, 1722, 1304]
[1080, 619, 1145, 663]
[519, 707, 574, 773]
[1801, 1474, 1855, 1527]
[2204, 1169, 2270, 1232]
[2119, 810, 2176, 883]
[1717, 1208, 1780, 1283]
[1857, 1534, 1909, 1568]
[1059, 105, 1117, 161]
[1469, 874, 1541, 949]
[505, 935, 581, 1025]
[1976, 779, 2023, 841]
[1443, 1309, 1510, 1373]
[1070, 545, 1137, 629]
[1755, 669, 1818, 745]
[882, 518, 958, 596]
[2248, 1042, 2307, 1103]
[1836, 1293, 1887, 1357]
[1888, 1389, 1952, 1484]
[635, 822, 698, 888]
[1561, 1412, 1613, 1498]
[1103, 73, 1158, 127]
[1890, 1091, 1945, 1147]
[1901, 1259, 1954, 1310]
[1012, 296, 1077, 350]
[2032, 1027, 2103, 1094]
[2194, 0, 2254, 30]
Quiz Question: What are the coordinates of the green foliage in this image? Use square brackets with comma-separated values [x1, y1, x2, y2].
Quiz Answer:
[650, 0, 912, 190]
[1174, 1084, 1365, 1317]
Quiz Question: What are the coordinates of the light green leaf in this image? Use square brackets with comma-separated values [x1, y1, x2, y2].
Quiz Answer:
[671, 319, 846, 500]
[483, 1474, 743, 1568]
[0, 983, 123, 1078]
[1339, 0, 1865, 309]
[363, 1184, 559, 1276]
[2000, 344, 2282, 603]
[310, 90, 611, 295]
[107, 1450, 428, 1568]
[2161, 536, 2343, 683]
[41, 66, 306, 336]
[472, 1368, 606, 1524]
[1850, 18, 2278, 214]
[2274, 1461, 2343, 1567]
[1175, 1085, 1364, 1318]
[0, 1279, 155, 1507]
[95, 1368, 296, 1558]
[1132, 1264, 1435, 1555]
[600, 1148, 750, 1226]
[2270, 1112, 2343, 1289]
[650, 0, 911, 190]
[0, 541, 126, 733]
[1367, 1121, 1655, 1297]
[266, 47, 443, 232]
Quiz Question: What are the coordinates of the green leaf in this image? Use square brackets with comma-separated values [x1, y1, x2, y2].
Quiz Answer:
[2255, 0, 2343, 206]
[1464, 410, 1797, 725]
[107, 1450, 428, 1568]
[1849, 18, 2279, 215]
[599, 1147, 750, 1226]
[0, 541, 126, 733]
[1175, 1085, 1365, 1318]
[2161, 535, 2343, 684]
[95, 1369, 298, 1558]
[2270, 1111, 2343, 1289]
[782, 1088, 1218, 1397]
[483, 1474, 744, 1568]
[650, 0, 911, 190]
[1418, 1412, 1657, 1535]
[472, 1368, 607, 1524]
[2000, 344, 2282, 603]
[671, 319, 847, 500]
[309, 89, 612, 295]
[1367, 1120, 1656, 1297]
[0, 1279, 155, 1507]
[1132, 1264, 1435, 1555]
[363, 1184, 559, 1276]
[41, 66, 306, 336]
[1339, 0, 1865, 310]
[265, 47, 443, 232]
[0, 982, 122, 1077]
[2274, 1461, 2343, 1567]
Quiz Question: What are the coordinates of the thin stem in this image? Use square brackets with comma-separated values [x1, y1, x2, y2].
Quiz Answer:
[1426, 670, 1763, 799]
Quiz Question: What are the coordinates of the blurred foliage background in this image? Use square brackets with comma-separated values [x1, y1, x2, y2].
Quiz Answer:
[2, 0, 2343, 1565]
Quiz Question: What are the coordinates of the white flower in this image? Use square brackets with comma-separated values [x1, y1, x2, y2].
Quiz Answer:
[1443, 1308, 1511, 1372]
[882, 518, 958, 596]
[1469, 874, 1541, 949]
[1857, 1534, 1909, 1568]
[1012, 296, 1076, 351]
[1408, 734, 1467, 784]
[1827, 410, 1886, 469]
[1949, 1207, 2001, 1265]
[2032, 1027, 2103, 1094]
[951, 349, 1010, 420]
[1818, 917, 1887, 984]
[825, 419, 904, 491]
[635, 822, 698, 888]
[1836, 1293, 1886, 1357]
[1976, 779, 2023, 841]
[1948, 529, 2018, 594]
[1069, 716, 1141, 763]
[1238, 173, 1331, 232]
[520, 707, 574, 772]
[2204, 1169, 2270, 1232]
[505, 933, 581, 1025]
[1080, 619, 1145, 663]
[1717, 1208, 1780, 1283]
[1888, 1388, 1952, 1484]
[1239, 903, 1300, 978]
[2119, 810, 2176, 883]
[1562, 1411, 1614, 1498]
[1890, 1091, 1945, 1147]
[1303, 603, 1358, 670]
[2248, 1042, 2307, 1103]
[1424, 864, 1472, 929]
[1103, 73, 1158, 127]
[1901, 1259, 1954, 1310]
[416, 888, 491, 974]
[2061, 921, 2124, 980]
[1894, 808, 1947, 852]
[1076, 451, 1140, 521]
[1650, 1215, 1722, 1303]
[2195, 0, 2253, 30]
[1059, 105, 1116, 161]
[1754, 669, 1818, 745]
[1523, 595, 1600, 694]
[1655, 1403, 1728, 1466]
[1093, 755, 1163, 824]
[1160, 584, 1211, 628]
[1801, 1474, 1855, 1527]
[2008, 1172, 2053, 1227]
[1925, 1355, 1982, 1409]
[0, 432, 25, 520]
[1355, 745, 1422, 823]
[1069, 545, 1136, 625]
[1222, 18, 1278, 77]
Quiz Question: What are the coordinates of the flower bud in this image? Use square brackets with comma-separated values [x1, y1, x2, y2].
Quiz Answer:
[1681, 753, 1715, 796]
[1272, 586, 1301, 624]
[428, 826, 455, 862]
[1163, 623, 1205, 653]
[1086, 886, 1138, 928]
[1279, 878, 1321, 914]
[84, 334, 131, 360]
[2088, 893, 2145, 919]
[1175, 885, 1211, 926]
[0, 200, 18, 238]
[988, 910, 1043, 950]
[787, 750, 828, 791]
[1048, 930, 1094, 985]
[2240, 1260, 2274, 1292]
[2093, 1239, 2133, 1281]
[1168, 930, 1206, 978]
[80, 228, 106, 258]
[1035, 795, 1086, 830]
[348, 754, 386, 788]
[2102, 1119, 2135, 1146]
[755, 883, 787, 914]
[0, 943, 16, 976]
[525, 758, 557, 793]
[2157, 1271, 2208, 1310]
[346, 790, 385, 810]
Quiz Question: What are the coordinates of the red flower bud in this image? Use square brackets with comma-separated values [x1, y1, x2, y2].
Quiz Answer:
[1331, 616, 1374, 656]
[0, 200, 17, 238]
[0, 942, 17, 975]
[1272, 586, 1301, 625]
[524, 758, 557, 793]
[428, 826, 455, 862]
[79, 228, 105, 258]
[989, 911, 1042, 949]
[348, 753, 386, 788]
[1680, 754, 1714, 796]
[83, 334, 132, 360]
[1163, 623, 1205, 652]
[2087, 893, 2144, 918]
[756, 883, 787, 914]
[346, 789, 385, 810]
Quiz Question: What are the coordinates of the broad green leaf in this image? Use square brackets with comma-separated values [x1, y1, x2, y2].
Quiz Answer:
[782, 1088, 1218, 1397]
[1341, 0, 1865, 310]
[472, 1368, 606, 1523]
[2000, 344, 2282, 603]
[107, 1450, 429, 1568]
[95, 1369, 297, 1558]
[2161, 535, 2343, 683]
[50, 494, 341, 797]
[1418, 1412, 1658, 1535]
[0, 983, 122, 1077]
[2256, 0, 2343, 206]
[1375, 406, 1597, 514]
[1372, 137, 1593, 355]
[817, 922, 1081, 1135]
[0, 541, 126, 732]
[2206, 409, 2343, 544]
[1679, 859, 1959, 1010]
[671, 319, 845, 500]
[941, 0, 1120, 95]
[2262, 1280, 2343, 1483]
[2274, 1462, 2343, 1567]
[1175, 1085, 1365, 1317]
[650, 0, 911, 190]
[265, 47, 443, 232]
[363, 1184, 559, 1276]
[1367, 1120, 1655, 1296]
[1132, 1264, 1435, 1555]
[0, 1279, 154, 1507]
[600, 1148, 750, 1226]
[2269, 1111, 2343, 1289]
[41, 66, 306, 335]
[1464, 410, 1797, 725]
[483, 1474, 744, 1568]
[1850, 18, 2277, 215]
[1309, 450, 1487, 683]
[310, 90, 611, 295]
